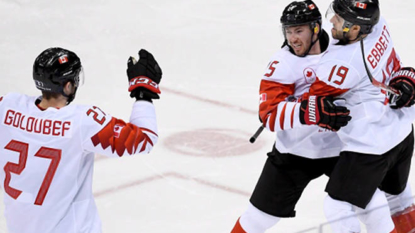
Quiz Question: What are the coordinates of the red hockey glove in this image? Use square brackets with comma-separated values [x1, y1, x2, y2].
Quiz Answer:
[389, 67, 415, 109]
[127, 49, 162, 101]
[300, 95, 351, 131]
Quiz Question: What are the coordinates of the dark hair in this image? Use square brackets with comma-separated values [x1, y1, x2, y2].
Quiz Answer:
[41, 80, 74, 100]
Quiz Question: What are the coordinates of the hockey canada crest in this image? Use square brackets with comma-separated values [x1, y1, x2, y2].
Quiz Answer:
[303, 68, 316, 84]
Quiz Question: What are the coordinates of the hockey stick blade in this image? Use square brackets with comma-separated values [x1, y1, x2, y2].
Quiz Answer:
[249, 125, 264, 143]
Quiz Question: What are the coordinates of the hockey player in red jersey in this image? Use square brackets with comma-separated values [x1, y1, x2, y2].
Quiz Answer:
[230, 1, 352, 232]
[0, 47, 162, 233]
[307, 0, 415, 232]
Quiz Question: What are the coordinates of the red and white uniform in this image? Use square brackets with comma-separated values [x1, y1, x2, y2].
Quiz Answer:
[0, 93, 158, 233]
[259, 35, 342, 159]
[309, 17, 415, 154]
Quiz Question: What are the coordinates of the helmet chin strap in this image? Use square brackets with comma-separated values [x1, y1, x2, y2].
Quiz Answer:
[65, 88, 77, 105]
[301, 24, 321, 57]
[339, 30, 363, 44]
[339, 19, 363, 44]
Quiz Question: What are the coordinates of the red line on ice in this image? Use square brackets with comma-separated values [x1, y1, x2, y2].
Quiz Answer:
[163, 87, 256, 115]
[94, 172, 250, 198]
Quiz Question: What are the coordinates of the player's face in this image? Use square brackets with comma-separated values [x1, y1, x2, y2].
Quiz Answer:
[284, 25, 312, 56]
[329, 13, 345, 40]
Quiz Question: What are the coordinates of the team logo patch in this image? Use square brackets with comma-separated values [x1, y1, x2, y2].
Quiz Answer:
[308, 4, 316, 10]
[113, 124, 124, 138]
[355, 2, 367, 9]
[58, 55, 68, 64]
[303, 67, 317, 84]
[259, 93, 267, 104]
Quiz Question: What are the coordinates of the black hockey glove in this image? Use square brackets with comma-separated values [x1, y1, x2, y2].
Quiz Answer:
[389, 67, 415, 109]
[127, 49, 163, 101]
[299, 95, 351, 131]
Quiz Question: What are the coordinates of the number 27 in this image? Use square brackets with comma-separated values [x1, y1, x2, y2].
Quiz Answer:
[4, 140, 61, 206]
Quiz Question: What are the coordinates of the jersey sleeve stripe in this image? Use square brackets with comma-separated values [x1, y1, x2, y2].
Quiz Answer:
[309, 78, 349, 96]
[290, 104, 296, 128]
[279, 103, 288, 130]
[91, 117, 156, 157]
[267, 106, 278, 132]
[281, 102, 298, 130]
[140, 128, 158, 137]
[267, 102, 299, 132]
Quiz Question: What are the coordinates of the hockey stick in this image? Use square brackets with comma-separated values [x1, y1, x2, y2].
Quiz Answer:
[359, 38, 401, 97]
[249, 125, 264, 143]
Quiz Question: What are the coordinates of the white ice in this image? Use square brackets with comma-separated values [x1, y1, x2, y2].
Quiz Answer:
[0, 0, 414, 232]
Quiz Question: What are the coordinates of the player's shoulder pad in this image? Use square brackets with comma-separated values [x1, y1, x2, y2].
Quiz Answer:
[323, 40, 361, 63]
[269, 47, 292, 63]
[0, 92, 36, 105]
[2, 92, 24, 99]
[263, 49, 297, 84]
[317, 56, 361, 89]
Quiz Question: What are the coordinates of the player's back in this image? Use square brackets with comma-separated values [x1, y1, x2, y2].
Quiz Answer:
[0, 92, 101, 233]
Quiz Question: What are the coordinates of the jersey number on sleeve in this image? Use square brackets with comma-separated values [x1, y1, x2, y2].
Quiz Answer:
[381, 48, 401, 90]
[3, 140, 61, 205]
[328, 65, 349, 85]
[264, 61, 279, 77]
[87, 106, 107, 125]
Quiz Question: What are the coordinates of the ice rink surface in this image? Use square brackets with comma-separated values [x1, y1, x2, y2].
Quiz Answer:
[0, 0, 414, 232]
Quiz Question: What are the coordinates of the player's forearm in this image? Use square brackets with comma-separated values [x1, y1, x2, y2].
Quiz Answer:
[262, 101, 305, 132]
[129, 100, 158, 154]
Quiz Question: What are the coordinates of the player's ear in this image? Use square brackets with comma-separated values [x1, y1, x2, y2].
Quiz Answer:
[351, 25, 361, 35]
[63, 82, 74, 95]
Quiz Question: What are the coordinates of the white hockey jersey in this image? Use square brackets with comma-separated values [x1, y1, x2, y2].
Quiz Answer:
[259, 31, 343, 159]
[309, 17, 415, 154]
[0, 93, 158, 233]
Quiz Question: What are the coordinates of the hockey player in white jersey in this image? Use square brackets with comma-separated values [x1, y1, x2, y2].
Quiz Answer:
[0, 47, 162, 233]
[230, 1, 352, 232]
[307, 0, 415, 232]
